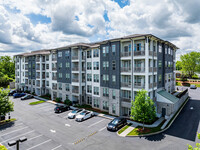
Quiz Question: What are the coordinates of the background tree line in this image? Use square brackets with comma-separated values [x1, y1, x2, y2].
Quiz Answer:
[0, 56, 15, 87]
[176, 52, 200, 79]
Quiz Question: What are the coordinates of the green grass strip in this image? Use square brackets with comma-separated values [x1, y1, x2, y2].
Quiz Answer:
[0, 118, 16, 126]
[29, 100, 45, 105]
[118, 123, 132, 134]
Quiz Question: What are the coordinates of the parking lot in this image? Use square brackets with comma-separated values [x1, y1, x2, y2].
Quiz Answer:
[0, 97, 114, 150]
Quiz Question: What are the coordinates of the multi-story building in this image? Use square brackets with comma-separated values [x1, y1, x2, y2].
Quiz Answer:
[15, 34, 178, 117]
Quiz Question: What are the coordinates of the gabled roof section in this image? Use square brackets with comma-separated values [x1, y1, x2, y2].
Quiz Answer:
[157, 90, 179, 104]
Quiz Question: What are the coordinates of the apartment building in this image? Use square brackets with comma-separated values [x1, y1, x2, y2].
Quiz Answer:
[15, 34, 178, 117]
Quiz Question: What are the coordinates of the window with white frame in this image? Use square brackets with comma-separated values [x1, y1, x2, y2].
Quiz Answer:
[87, 74, 92, 81]
[93, 87, 99, 95]
[87, 62, 92, 70]
[93, 74, 99, 82]
[103, 101, 109, 110]
[93, 62, 99, 70]
[87, 85, 92, 93]
[93, 98, 99, 108]
[59, 63, 62, 68]
[112, 90, 116, 99]
[66, 84, 70, 91]
[112, 104, 116, 114]
[58, 52, 62, 57]
[87, 96, 92, 105]
[103, 88, 109, 97]
[93, 49, 99, 57]
[87, 50, 91, 58]
[59, 83, 62, 90]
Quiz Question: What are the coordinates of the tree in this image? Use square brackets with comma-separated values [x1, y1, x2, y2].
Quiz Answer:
[181, 52, 200, 78]
[188, 133, 200, 150]
[0, 88, 14, 120]
[130, 89, 156, 130]
[176, 61, 182, 70]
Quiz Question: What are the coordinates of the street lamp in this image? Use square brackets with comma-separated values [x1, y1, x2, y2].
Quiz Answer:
[8, 137, 27, 150]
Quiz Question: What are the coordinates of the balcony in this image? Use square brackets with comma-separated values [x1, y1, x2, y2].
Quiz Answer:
[52, 76, 57, 80]
[149, 51, 157, 57]
[36, 83, 40, 87]
[134, 51, 145, 56]
[72, 67, 79, 71]
[52, 67, 57, 71]
[149, 82, 157, 89]
[72, 78, 79, 82]
[25, 74, 28, 77]
[121, 97, 131, 103]
[121, 52, 131, 57]
[134, 67, 145, 73]
[52, 57, 57, 61]
[121, 67, 131, 73]
[52, 85, 57, 90]
[72, 55, 78, 60]
[149, 67, 157, 72]
[36, 67, 40, 70]
[25, 59, 28, 63]
[72, 89, 79, 94]
[36, 58, 40, 62]
[36, 75, 40, 79]
[134, 83, 145, 89]
[121, 82, 131, 88]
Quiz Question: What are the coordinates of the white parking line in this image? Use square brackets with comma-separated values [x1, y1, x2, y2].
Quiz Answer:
[88, 119, 105, 128]
[27, 139, 52, 150]
[0, 126, 29, 137]
[99, 126, 106, 132]
[37, 105, 54, 110]
[28, 134, 43, 141]
[51, 145, 62, 150]
[1, 130, 35, 143]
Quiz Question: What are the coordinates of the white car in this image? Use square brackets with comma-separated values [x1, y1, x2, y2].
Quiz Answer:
[75, 110, 94, 122]
[67, 109, 84, 119]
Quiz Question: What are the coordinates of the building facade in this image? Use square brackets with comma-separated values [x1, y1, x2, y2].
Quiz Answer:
[15, 34, 178, 117]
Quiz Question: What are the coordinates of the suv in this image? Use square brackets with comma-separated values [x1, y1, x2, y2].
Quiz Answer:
[13, 93, 26, 98]
[54, 105, 69, 113]
[107, 117, 127, 131]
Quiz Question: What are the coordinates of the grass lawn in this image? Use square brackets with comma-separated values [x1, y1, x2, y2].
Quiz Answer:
[0, 118, 16, 126]
[118, 123, 132, 134]
[29, 100, 45, 105]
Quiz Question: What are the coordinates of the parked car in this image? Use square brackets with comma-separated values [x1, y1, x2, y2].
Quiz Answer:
[13, 93, 26, 98]
[107, 117, 127, 131]
[75, 110, 94, 122]
[8, 89, 17, 96]
[190, 85, 197, 89]
[54, 105, 69, 113]
[68, 109, 84, 119]
[21, 94, 34, 100]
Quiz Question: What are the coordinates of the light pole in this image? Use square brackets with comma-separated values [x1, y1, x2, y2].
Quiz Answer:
[8, 137, 27, 150]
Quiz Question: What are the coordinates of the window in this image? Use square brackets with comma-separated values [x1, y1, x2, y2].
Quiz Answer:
[93, 49, 99, 57]
[66, 73, 70, 79]
[87, 74, 92, 81]
[58, 52, 62, 57]
[66, 62, 70, 68]
[93, 98, 99, 108]
[158, 61, 162, 68]
[46, 64, 49, 69]
[103, 88, 109, 97]
[165, 74, 167, 83]
[135, 43, 141, 51]
[93, 74, 99, 82]
[87, 96, 92, 105]
[46, 81, 49, 86]
[87, 51, 91, 58]
[112, 75, 116, 83]
[103, 61, 109, 70]
[129, 44, 131, 52]
[58, 73, 62, 79]
[112, 45, 116, 54]
[112, 104, 116, 114]
[87, 85, 92, 93]
[32, 64, 35, 69]
[159, 45, 162, 53]
[87, 62, 92, 70]
[46, 72, 49, 78]
[168, 74, 171, 82]
[66, 84, 70, 91]
[159, 75, 162, 83]
[165, 61, 167, 67]
[168, 62, 170, 68]
[59, 63, 62, 69]
[33, 80, 35, 85]
[103, 46, 109, 56]
[165, 47, 167, 54]
[112, 90, 116, 99]
[103, 74, 109, 82]
[168, 48, 170, 55]
[65, 51, 70, 57]
[93, 87, 99, 95]
[46, 55, 49, 61]
[103, 101, 109, 110]
[93, 62, 99, 70]
[112, 61, 116, 70]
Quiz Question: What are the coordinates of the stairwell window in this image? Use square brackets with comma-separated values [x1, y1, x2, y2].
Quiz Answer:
[58, 52, 62, 57]
[112, 61, 116, 70]
[112, 45, 116, 55]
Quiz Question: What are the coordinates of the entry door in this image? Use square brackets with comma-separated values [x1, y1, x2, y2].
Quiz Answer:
[162, 108, 166, 117]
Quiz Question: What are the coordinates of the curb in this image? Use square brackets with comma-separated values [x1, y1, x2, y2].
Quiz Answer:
[120, 97, 189, 137]
[0, 119, 17, 127]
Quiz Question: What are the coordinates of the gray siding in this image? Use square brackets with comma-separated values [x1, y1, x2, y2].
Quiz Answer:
[157, 42, 164, 88]
[100, 41, 120, 89]
[164, 44, 174, 73]
[57, 49, 71, 83]
[28, 56, 36, 79]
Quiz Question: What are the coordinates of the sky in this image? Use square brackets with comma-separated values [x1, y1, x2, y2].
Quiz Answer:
[0, 0, 200, 60]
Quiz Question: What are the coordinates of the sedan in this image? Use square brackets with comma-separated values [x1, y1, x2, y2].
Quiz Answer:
[107, 117, 127, 131]
[54, 105, 69, 113]
[190, 85, 197, 89]
[68, 109, 84, 119]
[21, 94, 34, 100]
[75, 110, 94, 122]
[13, 93, 26, 98]
[8, 90, 17, 96]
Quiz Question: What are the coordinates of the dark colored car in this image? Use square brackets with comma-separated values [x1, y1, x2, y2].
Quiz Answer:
[13, 93, 26, 98]
[21, 94, 34, 100]
[54, 105, 69, 113]
[8, 90, 17, 96]
[107, 117, 127, 131]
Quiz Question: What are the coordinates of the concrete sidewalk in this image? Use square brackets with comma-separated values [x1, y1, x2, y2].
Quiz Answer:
[119, 126, 135, 137]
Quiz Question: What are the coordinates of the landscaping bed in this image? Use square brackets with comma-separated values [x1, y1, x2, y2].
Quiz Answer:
[118, 123, 132, 134]
[0, 118, 16, 126]
[29, 100, 45, 105]
[0, 145, 7, 150]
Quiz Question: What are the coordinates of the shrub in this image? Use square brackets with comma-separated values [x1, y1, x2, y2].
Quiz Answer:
[64, 99, 72, 106]
[0, 145, 7, 150]
[192, 74, 199, 79]
[55, 97, 62, 103]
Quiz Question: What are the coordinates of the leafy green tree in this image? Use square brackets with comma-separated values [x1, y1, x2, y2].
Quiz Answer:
[0, 88, 14, 120]
[131, 89, 156, 129]
[0, 145, 7, 150]
[176, 61, 182, 70]
[181, 52, 200, 78]
[188, 133, 200, 150]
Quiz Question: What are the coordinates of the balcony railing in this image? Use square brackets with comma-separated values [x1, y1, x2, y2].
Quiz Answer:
[36, 83, 40, 87]
[149, 67, 157, 72]
[72, 78, 79, 82]
[149, 82, 157, 88]
[25, 59, 28, 63]
[134, 83, 145, 89]
[134, 67, 145, 73]
[121, 67, 131, 72]
[36, 75, 40, 79]
[52, 67, 57, 71]
[121, 52, 131, 57]
[72, 89, 79, 94]
[134, 51, 145, 56]
[72, 55, 78, 60]
[52, 85, 57, 90]
[121, 97, 131, 103]
[149, 51, 157, 56]
[52, 76, 57, 80]
[25, 74, 28, 77]
[121, 82, 131, 88]
[36, 58, 40, 62]
[52, 57, 57, 61]
[72, 67, 79, 71]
